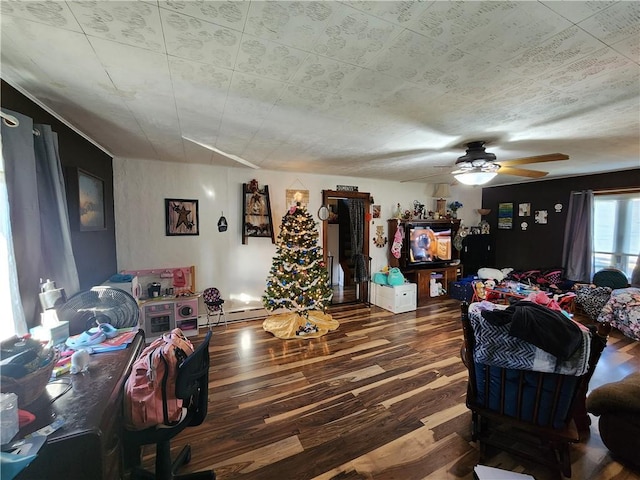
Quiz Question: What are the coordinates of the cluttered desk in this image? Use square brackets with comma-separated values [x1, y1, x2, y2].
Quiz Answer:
[2, 330, 144, 480]
[1, 279, 146, 480]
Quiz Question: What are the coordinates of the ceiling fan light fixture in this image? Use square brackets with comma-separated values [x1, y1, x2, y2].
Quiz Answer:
[454, 170, 497, 185]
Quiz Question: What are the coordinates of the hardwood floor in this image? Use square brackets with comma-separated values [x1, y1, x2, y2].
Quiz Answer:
[139, 300, 640, 480]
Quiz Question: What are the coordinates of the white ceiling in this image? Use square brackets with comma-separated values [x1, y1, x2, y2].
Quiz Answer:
[1, 1, 639, 186]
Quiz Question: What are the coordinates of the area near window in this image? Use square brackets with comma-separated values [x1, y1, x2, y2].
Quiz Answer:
[593, 191, 640, 280]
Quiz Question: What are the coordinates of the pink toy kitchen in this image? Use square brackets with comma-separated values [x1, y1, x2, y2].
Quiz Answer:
[106, 266, 199, 342]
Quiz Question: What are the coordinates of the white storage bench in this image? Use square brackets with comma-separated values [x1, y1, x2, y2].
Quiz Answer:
[370, 282, 417, 314]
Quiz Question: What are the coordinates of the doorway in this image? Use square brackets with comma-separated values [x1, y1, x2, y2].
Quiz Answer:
[321, 190, 370, 305]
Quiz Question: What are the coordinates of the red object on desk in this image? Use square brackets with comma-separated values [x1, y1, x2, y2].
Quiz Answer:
[18, 409, 35, 428]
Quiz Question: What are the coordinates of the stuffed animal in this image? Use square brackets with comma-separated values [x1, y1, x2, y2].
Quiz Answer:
[484, 279, 496, 290]
[477, 267, 513, 282]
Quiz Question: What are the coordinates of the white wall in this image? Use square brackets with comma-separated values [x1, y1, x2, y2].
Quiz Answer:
[113, 158, 481, 312]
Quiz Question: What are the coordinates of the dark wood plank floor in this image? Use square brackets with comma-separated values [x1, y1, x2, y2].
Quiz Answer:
[139, 300, 640, 480]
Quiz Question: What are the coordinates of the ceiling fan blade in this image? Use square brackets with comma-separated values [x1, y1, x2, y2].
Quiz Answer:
[182, 136, 260, 169]
[499, 153, 569, 167]
[498, 166, 548, 178]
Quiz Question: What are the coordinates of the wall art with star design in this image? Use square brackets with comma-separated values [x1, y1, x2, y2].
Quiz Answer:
[165, 198, 199, 236]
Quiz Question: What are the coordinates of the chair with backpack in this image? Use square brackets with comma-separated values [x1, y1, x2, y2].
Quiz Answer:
[203, 287, 227, 329]
[124, 330, 214, 480]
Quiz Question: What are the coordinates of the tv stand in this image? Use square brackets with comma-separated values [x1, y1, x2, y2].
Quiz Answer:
[403, 264, 462, 306]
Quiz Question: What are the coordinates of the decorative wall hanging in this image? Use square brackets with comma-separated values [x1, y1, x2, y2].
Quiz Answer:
[521, 221, 528, 231]
[286, 188, 309, 208]
[242, 179, 274, 244]
[373, 225, 387, 248]
[535, 210, 548, 224]
[372, 205, 381, 219]
[554, 203, 563, 213]
[217, 212, 228, 232]
[518, 203, 531, 216]
[165, 198, 199, 236]
[78, 169, 106, 231]
[498, 202, 513, 230]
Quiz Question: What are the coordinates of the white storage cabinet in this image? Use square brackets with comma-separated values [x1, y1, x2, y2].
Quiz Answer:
[371, 282, 417, 314]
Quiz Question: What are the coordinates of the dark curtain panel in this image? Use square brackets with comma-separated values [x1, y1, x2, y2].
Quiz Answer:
[347, 199, 367, 284]
[3, 109, 79, 328]
[562, 190, 593, 282]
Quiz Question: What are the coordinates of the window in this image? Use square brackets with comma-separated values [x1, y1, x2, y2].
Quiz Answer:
[593, 192, 640, 280]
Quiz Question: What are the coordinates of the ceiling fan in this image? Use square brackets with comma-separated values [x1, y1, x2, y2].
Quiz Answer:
[405, 141, 569, 185]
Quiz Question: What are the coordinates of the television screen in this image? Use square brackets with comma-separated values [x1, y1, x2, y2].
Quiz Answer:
[408, 226, 452, 264]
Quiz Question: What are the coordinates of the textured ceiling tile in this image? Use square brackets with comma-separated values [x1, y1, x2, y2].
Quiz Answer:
[339, 68, 399, 104]
[541, 1, 619, 24]
[536, 47, 637, 91]
[407, 1, 520, 49]
[372, 29, 451, 83]
[169, 57, 229, 139]
[67, 1, 164, 52]
[244, 2, 335, 52]
[234, 34, 307, 82]
[0, 0, 82, 31]
[158, 0, 249, 31]
[312, 4, 400, 66]
[576, 1, 640, 46]
[1, 16, 117, 99]
[343, 1, 434, 27]
[610, 34, 640, 62]
[90, 37, 183, 162]
[506, 26, 603, 78]
[169, 57, 232, 92]
[160, 8, 241, 67]
[276, 84, 331, 112]
[289, 54, 360, 93]
[455, 2, 573, 62]
[227, 71, 286, 104]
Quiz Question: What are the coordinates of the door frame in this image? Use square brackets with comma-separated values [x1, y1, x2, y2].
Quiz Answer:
[321, 190, 370, 304]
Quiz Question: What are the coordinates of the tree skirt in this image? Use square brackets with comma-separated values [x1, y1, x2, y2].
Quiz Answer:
[262, 311, 339, 339]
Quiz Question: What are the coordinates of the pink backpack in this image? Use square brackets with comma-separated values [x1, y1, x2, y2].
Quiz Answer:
[124, 328, 194, 430]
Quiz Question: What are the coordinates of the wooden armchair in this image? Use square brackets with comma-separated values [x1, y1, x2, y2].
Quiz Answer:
[460, 302, 609, 478]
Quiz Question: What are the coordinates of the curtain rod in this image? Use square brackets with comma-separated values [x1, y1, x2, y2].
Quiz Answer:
[1, 110, 19, 127]
[1, 110, 41, 136]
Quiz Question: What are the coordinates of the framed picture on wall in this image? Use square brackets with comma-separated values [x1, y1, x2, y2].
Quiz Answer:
[498, 202, 513, 230]
[78, 169, 106, 231]
[165, 199, 199, 236]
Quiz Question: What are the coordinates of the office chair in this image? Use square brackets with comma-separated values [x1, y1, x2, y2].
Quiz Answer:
[202, 287, 227, 329]
[125, 331, 214, 480]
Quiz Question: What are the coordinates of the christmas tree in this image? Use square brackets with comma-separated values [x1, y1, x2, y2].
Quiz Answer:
[263, 203, 333, 317]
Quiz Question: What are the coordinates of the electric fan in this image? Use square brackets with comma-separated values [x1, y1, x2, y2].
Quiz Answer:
[56, 286, 140, 333]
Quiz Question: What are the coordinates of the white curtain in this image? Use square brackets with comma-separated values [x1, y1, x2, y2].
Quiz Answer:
[0, 127, 26, 339]
[1, 109, 79, 331]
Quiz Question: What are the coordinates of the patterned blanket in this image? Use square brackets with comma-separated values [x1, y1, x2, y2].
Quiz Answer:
[598, 287, 640, 341]
[469, 301, 591, 376]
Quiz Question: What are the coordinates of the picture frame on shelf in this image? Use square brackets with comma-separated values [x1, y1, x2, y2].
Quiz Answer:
[165, 198, 199, 236]
[78, 169, 106, 231]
